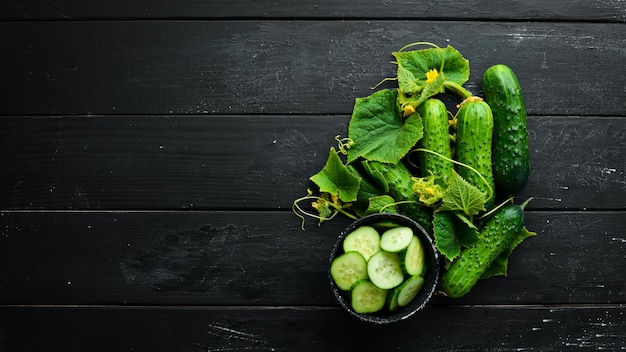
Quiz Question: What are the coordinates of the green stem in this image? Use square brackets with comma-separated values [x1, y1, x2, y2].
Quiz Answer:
[444, 81, 473, 100]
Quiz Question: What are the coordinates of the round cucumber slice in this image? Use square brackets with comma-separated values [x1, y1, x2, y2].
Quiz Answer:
[367, 251, 404, 290]
[351, 280, 387, 314]
[330, 251, 368, 291]
[342, 225, 380, 261]
[380, 226, 414, 252]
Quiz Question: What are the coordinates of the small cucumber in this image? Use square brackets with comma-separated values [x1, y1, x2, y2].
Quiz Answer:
[330, 251, 368, 291]
[342, 226, 381, 261]
[367, 250, 404, 290]
[455, 97, 495, 209]
[417, 98, 453, 182]
[350, 280, 388, 314]
[440, 204, 525, 298]
[482, 64, 531, 196]
[380, 226, 413, 253]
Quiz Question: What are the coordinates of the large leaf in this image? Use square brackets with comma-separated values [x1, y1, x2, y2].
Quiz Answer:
[433, 211, 479, 262]
[310, 148, 361, 202]
[432, 211, 461, 261]
[438, 171, 487, 217]
[346, 163, 386, 217]
[347, 89, 423, 164]
[366, 195, 399, 214]
[392, 45, 470, 87]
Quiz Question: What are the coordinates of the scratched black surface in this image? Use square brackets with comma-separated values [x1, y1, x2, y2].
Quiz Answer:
[0, 1, 625, 351]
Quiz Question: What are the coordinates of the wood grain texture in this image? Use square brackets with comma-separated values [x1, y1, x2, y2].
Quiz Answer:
[1, 2, 625, 350]
[1, 21, 625, 116]
[0, 210, 623, 306]
[1, 115, 623, 210]
[0, 305, 624, 351]
[4, 0, 626, 21]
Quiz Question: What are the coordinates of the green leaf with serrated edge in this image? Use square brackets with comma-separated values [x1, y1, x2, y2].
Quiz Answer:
[481, 226, 537, 279]
[366, 195, 399, 214]
[346, 163, 390, 217]
[392, 45, 470, 86]
[452, 212, 480, 246]
[310, 148, 361, 203]
[360, 160, 390, 194]
[432, 211, 461, 261]
[397, 64, 422, 95]
[347, 89, 424, 164]
[438, 171, 487, 217]
[399, 72, 446, 111]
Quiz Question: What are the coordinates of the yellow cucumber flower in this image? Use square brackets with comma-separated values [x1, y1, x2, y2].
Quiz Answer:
[426, 68, 439, 83]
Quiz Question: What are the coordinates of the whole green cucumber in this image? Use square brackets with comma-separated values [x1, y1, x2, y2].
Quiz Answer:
[455, 97, 495, 209]
[440, 204, 524, 298]
[417, 98, 453, 182]
[482, 64, 531, 196]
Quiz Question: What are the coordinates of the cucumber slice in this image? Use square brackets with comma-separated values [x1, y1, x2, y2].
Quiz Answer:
[367, 251, 404, 289]
[396, 275, 425, 307]
[380, 226, 414, 252]
[387, 286, 401, 312]
[330, 251, 368, 291]
[350, 280, 387, 314]
[342, 225, 380, 261]
[404, 235, 426, 276]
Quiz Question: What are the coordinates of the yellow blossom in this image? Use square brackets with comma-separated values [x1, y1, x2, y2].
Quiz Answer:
[426, 68, 439, 83]
[403, 104, 416, 117]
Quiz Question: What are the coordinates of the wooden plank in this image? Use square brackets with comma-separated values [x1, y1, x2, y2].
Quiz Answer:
[0, 210, 623, 305]
[1, 21, 625, 116]
[0, 115, 624, 210]
[0, 305, 624, 351]
[4, 0, 626, 21]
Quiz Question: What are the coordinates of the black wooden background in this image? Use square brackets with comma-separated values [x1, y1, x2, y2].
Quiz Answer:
[1, 1, 625, 351]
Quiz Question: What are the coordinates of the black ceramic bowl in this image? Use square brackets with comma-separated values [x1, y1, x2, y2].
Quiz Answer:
[329, 213, 440, 324]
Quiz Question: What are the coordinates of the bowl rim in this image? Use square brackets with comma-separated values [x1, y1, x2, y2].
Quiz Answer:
[328, 212, 440, 324]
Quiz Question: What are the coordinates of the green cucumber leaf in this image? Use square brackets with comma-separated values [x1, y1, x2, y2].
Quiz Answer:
[397, 65, 421, 95]
[438, 171, 487, 217]
[392, 45, 470, 87]
[452, 212, 480, 246]
[347, 89, 424, 164]
[310, 147, 361, 203]
[433, 210, 481, 262]
[481, 226, 537, 279]
[398, 71, 446, 111]
[360, 160, 390, 194]
[346, 164, 384, 217]
[433, 212, 460, 261]
[366, 195, 399, 214]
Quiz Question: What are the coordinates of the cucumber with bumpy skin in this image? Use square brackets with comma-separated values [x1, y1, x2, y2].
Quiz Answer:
[455, 97, 496, 209]
[440, 204, 524, 298]
[417, 98, 453, 182]
[482, 64, 531, 196]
